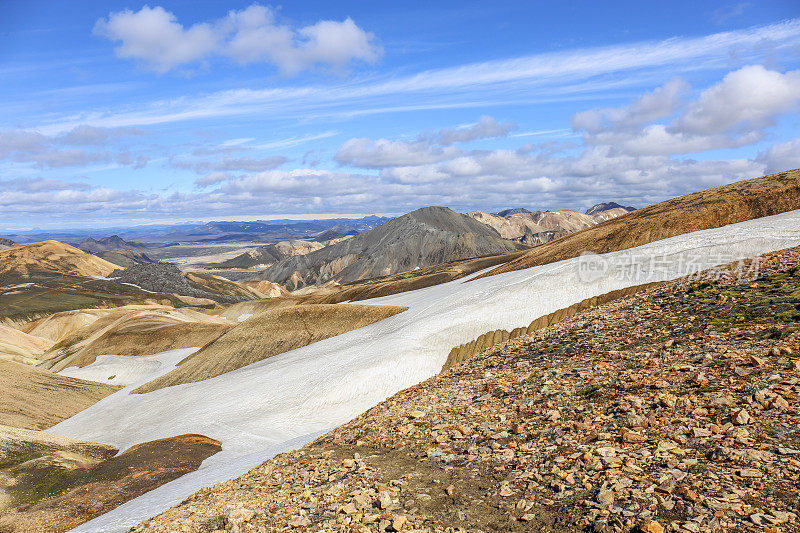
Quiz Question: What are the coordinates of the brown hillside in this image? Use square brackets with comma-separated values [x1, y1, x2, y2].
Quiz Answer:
[0, 240, 117, 278]
[483, 168, 800, 277]
[133, 303, 407, 394]
[0, 360, 120, 430]
[0, 431, 220, 533]
[38, 305, 236, 372]
[0, 324, 53, 365]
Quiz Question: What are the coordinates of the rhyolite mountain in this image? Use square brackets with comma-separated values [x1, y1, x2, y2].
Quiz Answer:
[257, 206, 527, 290]
[215, 240, 326, 269]
[77, 235, 147, 253]
[585, 202, 636, 216]
[467, 204, 633, 246]
[76, 236, 153, 266]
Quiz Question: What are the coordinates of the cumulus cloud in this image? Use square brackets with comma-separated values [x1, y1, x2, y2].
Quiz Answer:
[94, 6, 219, 73]
[95, 4, 381, 75]
[195, 171, 233, 187]
[435, 116, 518, 145]
[56, 125, 144, 146]
[17, 149, 114, 169]
[0, 126, 149, 169]
[335, 115, 517, 168]
[0, 130, 48, 158]
[675, 65, 800, 135]
[756, 138, 800, 174]
[576, 66, 800, 156]
[0, 177, 91, 193]
[175, 155, 288, 174]
[335, 138, 460, 168]
[5, 67, 800, 225]
[571, 78, 687, 134]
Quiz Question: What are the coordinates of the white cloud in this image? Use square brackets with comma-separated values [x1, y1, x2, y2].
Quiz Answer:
[571, 77, 687, 133]
[675, 65, 800, 135]
[38, 19, 800, 132]
[56, 125, 144, 146]
[335, 138, 461, 168]
[175, 155, 287, 173]
[94, 4, 381, 75]
[0, 177, 90, 193]
[575, 66, 800, 156]
[0, 126, 149, 169]
[757, 138, 800, 174]
[94, 6, 219, 73]
[0, 130, 47, 158]
[195, 171, 233, 187]
[435, 115, 518, 145]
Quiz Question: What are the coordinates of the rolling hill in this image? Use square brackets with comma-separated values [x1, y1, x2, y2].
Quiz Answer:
[132, 303, 407, 393]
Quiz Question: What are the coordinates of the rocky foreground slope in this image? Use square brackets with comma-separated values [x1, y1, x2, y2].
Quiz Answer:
[134, 246, 800, 533]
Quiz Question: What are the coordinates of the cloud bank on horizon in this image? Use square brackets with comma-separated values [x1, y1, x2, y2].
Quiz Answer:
[0, 1, 799, 229]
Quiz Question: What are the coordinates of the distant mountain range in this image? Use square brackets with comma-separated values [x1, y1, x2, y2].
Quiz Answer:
[2, 216, 391, 245]
[157, 216, 389, 243]
[468, 202, 634, 246]
[257, 206, 527, 290]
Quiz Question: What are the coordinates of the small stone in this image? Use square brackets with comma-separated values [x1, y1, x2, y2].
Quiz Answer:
[675, 486, 700, 502]
[521, 513, 536, 522]
[390, 515, 407, 531]
[772, 395, 790, 410]
[690, 371, 709, 386]
[288, 516, 311, 527]
[691, 427, 712, 438]
[748, 355, 765, 366]
[733, 408, 751, 425]
[639, 519, 664, 533]
[446, 484, 455, 496]
[341, 503, 358, 515]
[499, 483, 514, 497]
[408, 410, 426, 419]
[658, 393, 676, 408]
[596, 489, 615, 506]
[622, 430, 647, 443]
[228, 508, 254, 526]
[736, 468, 762, 478]
[379, 491, 393, 509]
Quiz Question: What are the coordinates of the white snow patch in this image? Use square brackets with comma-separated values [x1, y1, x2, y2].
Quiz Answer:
[59, 210, 800, 532]
[59, 349, 197, 387]
[237, 313, 253, 322]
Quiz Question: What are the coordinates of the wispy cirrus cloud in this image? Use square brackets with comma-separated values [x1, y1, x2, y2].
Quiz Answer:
[31, 18, 800, 134]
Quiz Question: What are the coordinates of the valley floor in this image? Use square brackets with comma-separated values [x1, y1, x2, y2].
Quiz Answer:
[132, 247, 800, 532]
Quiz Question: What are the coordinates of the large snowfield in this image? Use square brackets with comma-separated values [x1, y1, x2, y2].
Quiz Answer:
[54, 209, 800, 532]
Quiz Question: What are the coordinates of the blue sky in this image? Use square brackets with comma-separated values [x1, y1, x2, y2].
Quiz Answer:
[1, 1, 799, 229]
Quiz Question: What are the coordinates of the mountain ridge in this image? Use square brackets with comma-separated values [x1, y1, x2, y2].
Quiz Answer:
[257, 206, 526, 289]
